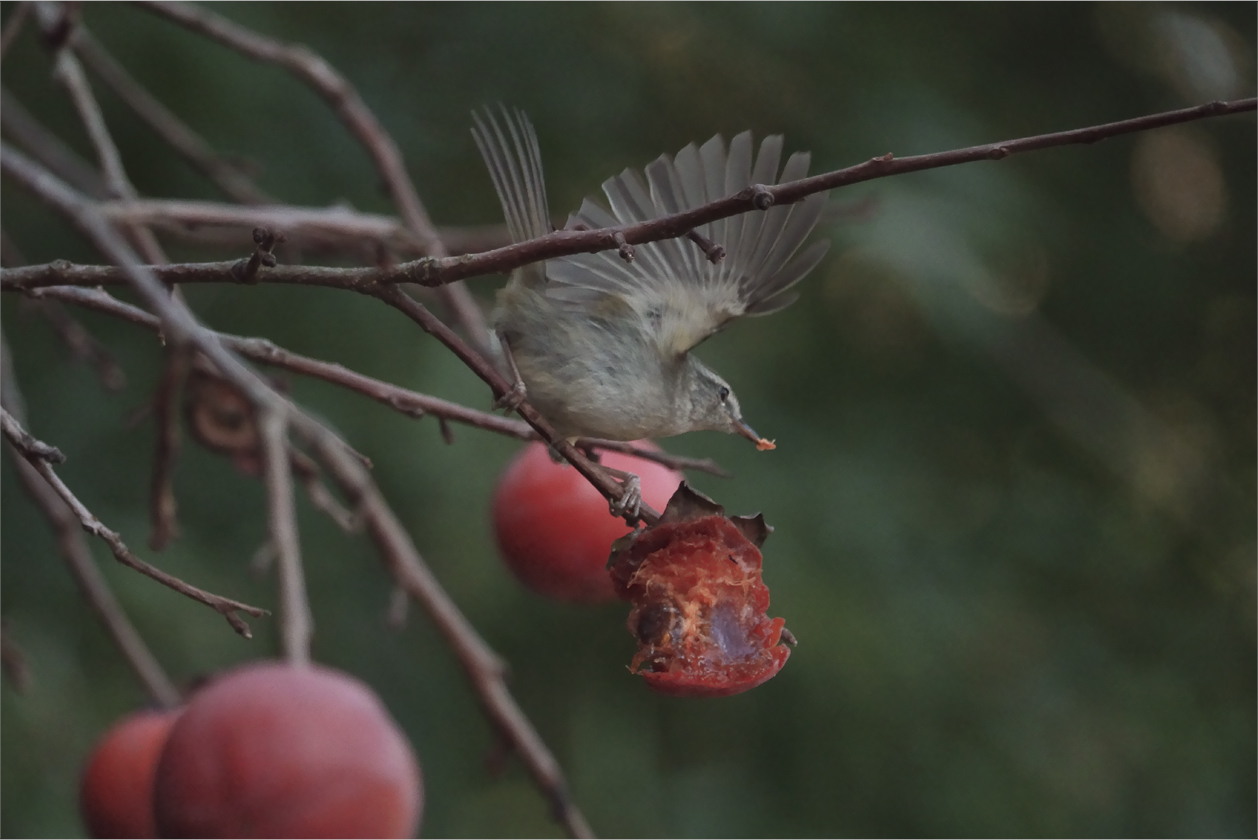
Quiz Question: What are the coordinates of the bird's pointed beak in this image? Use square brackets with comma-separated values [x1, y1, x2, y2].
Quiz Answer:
[735, 420, 777, 451]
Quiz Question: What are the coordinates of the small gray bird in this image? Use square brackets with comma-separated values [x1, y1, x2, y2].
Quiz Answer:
[473, 106, 830, 512]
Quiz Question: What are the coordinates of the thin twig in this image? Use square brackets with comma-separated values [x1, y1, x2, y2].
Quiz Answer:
[0, 624, 32, 692]
[0, 227, 26, 266]
[136, 0, 493, 355]
[148, 347, 188, 550]
[17, 283, 730, 477]
[96, 198, 508, 258]
[33, 298, 127, 390]
[7, 98, 1250, 295]
[0, 3, 30, 59]
[575, 438, 730, 477]
[259, 408, 312, 666]
[685, 228, 725, 263]
[385, 586, 409, 631]
[1, 142, 593, 838]
[0, 406, 269, 637]
[71, 27, 274, 204]
[0, 407, 65, 462]
[33, 4, 168, 265]
[305, 430, 595, 839]
[0, 86, 109, 198]
[289, 447, 359, 532]
[1, 335, 181, 706]
[134, 0, 440, 252]
[231, 226, 282, 284]
[19, 283, 158, 329]
[17, 92, 1248, 519]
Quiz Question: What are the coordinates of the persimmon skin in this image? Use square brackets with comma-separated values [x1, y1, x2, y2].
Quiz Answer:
[80, 708, 182, 839]
[492, 441, 682, 602]
[611, 513, 790, 697]
[152, 662, 422, 839]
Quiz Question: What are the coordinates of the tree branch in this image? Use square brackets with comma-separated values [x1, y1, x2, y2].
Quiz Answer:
[135, 0, 493, 354]
[7, 98, 1252, 295]
[33, 3, 168, 265]
[18, 282, 730, 477]
[1, 334, 181, 707]
[32, 298, 127, 390]
[147, 348, 187, 550]
[0, 2, 30, 59]
[1, 406, 271, 637]
[1, 136, 595, 838]
[259, 408, 313, 666]
[303, 430, 595, 839]
[17, 91, 1252, 523]
[0, 86, 109, 198]
[70, 26, 274, 205]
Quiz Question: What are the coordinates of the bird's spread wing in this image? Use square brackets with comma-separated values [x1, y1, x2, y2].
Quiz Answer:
[547, 132, 831, 358]
[472, 105, 551, 245]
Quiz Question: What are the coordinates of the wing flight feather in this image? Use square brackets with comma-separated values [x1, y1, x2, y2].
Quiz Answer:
[547, 129, 831, 356]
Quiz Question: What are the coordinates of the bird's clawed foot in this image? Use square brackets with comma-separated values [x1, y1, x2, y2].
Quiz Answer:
[493, 380, 527, 413]
[599, 465, 642, 521]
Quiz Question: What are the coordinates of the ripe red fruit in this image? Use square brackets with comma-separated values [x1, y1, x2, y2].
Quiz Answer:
[80, 707, 182, 838]
[492, 441, 683, 602]
[609, 485, 791, 697]
[152, 662, 422, 838]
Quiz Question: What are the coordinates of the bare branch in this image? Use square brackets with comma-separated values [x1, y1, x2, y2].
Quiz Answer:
[576, 438, 730, 478]
[33, 4, 168, 264]
[0, 3, 30, 58]
[135, 0, 492, 353]
[231, 226, 283, 284]
[685, 228, 725, 264]
[1, 141, 593, 836]
[259, 409, 312, 666]
[0, 86, 109, 198]
[7, 98, 1251, 295]
[0, 624, 32, 692]
[0, 227, 26, 267]
[20, 283, 158, 329]
[1, 335, 181, 706]
[23, 91, 1247, 523]
[20, 283, 729, 477]
[289, 447, 359, 533]
[101, 198, 425, 252]
[70, 27, 274, 204]
[33, 298, 127, 390]
[0, 408, 65, 462]
[135, 0, 436, 249]
[148, 348, 188, 550]
[1, 406, 270, 637]
[305, 432, 595, 839]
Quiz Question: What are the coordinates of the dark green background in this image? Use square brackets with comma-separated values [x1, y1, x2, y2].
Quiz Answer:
[2, 3, 1254, 837]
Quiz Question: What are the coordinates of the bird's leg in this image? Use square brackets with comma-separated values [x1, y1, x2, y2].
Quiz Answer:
[492, 330, 528, 412]
[597, 464, 642, 521]
[545, 438, 638, 519]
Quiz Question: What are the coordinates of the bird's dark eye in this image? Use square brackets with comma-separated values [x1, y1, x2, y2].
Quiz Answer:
[718, 386, 730, 402]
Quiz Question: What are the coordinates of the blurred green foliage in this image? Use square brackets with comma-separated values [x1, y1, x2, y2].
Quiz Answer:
[2, 3, 1254, 837]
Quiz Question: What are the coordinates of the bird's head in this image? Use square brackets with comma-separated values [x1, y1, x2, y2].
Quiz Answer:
[679, 358, 775, 450]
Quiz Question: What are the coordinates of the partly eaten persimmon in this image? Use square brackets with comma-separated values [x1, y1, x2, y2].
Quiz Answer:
[609, 485, 791, 697]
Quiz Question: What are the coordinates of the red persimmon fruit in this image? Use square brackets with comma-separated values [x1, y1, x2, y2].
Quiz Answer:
[493, 440, 682, 602]
[80, 707, 182, 838]
[152, 661, 422, 838]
